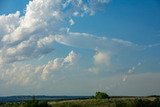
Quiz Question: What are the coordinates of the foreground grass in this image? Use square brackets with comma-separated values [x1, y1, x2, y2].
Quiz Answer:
[48, 98, 160, 107]
[0, 97, 160, 107]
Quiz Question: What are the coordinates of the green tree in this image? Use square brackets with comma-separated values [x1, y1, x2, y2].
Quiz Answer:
[95, 92, 109, 99]
[23, 96, 51, 107]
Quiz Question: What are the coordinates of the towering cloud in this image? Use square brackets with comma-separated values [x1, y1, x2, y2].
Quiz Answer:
[1, 0, 159, 96]
[94, 50, 110, 65]
[0, 51, 78, 86]
[0, 0, 110, 66]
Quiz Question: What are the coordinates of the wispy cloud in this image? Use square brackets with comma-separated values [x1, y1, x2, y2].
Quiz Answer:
[55, 32, 139, 50]
[123, 62, 142, 82]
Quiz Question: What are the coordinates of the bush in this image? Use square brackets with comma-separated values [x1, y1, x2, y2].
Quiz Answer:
[115, 100, 127, 107]
[23, 96, 51, 107]
[95, 92, 109, 99]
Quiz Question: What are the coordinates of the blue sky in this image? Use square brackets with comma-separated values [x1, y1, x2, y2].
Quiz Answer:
[0, 0, 160, 96]
[72, 0, 160, 44]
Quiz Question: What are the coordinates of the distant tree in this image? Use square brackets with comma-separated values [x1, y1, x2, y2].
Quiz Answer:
[95, 92, 109, 99]
[23, 96, 51, 107]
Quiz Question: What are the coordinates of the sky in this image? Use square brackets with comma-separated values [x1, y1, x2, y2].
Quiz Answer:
[0, 0, 160, 96]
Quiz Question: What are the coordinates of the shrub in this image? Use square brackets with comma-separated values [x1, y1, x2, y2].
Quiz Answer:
[23, 96, 51, 107]
[95, 92, 109, 99]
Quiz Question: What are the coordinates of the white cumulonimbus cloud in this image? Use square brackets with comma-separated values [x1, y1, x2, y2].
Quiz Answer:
[0, 0, 110, 66]
[0, 0, 160, 95]
[94, 50, 110, 65]
[0, 51, 78, 86]
[88, 49, 110, 73]
[41, 50, 78, 80]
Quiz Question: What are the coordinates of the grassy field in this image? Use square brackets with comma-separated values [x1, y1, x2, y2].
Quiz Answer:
[48, 97, 160, 107]
[0, 96, 160, 107]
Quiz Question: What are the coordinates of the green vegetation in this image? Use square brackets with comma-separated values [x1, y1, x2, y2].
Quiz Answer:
[49, 98, 160, 107]
[0, 96, 51, 107]
[94, 92, 109, 99]
[22, 96, 51, 107]
[0, 95, 160, 107]
[134, 98, 160, 107]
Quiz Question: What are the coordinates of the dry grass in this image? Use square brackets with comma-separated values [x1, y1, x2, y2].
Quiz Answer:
[48, 97, 160, 107]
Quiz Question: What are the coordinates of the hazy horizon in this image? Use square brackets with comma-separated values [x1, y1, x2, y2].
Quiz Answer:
[0, 0, 160, 96]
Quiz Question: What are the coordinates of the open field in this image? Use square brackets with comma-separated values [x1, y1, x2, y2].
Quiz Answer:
[0, 96, 160, 107]
[48, 97, 160, 107]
